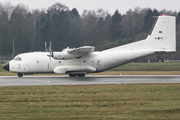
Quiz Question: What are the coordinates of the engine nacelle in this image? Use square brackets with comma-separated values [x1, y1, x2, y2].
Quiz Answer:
[52, 51, 81, 60]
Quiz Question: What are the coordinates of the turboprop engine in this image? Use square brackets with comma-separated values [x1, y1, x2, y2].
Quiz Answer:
[50, 46, 95, 60]
[52, 51, 82, 60]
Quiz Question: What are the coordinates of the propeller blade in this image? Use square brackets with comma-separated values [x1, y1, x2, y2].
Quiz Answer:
[47, 41, 53, 62]
[49, 41, 52, 53]
[45, 41, 48, 52]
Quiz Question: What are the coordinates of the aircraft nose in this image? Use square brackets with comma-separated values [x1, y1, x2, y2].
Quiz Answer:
[3, 62, 9, 71]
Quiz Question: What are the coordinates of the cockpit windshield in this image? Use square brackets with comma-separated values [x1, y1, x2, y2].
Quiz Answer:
[13, 56, 22, 61]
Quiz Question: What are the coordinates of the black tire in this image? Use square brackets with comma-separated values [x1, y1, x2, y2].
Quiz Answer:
[18, 73, 23, 77]
[77, 74, 85, 77]
[69, 74, 76, 77]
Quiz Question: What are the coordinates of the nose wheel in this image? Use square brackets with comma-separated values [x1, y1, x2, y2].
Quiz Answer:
[18, 73, 23, 77]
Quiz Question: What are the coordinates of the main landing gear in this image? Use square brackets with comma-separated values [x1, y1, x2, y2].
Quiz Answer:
[69, 74, 85, 77]
[17, 73, 85, 77]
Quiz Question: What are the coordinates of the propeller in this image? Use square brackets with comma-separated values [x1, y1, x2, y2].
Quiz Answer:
[49, 41, 52, 53]
[47, 52, 53, 57]
[45, 41, 48, 52]
[47, 41, 53, 58]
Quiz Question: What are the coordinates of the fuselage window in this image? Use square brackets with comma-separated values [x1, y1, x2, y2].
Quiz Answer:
[37, 61, 39, 63]
[59, 61, 61, 63]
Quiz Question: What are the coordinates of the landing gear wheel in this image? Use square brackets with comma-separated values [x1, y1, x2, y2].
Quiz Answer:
[69, 74, 76, 77]
[18, 73, 23, 77]
[77, 74, 85, 77]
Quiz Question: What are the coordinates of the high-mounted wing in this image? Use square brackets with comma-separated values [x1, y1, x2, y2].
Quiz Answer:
[67, 46, 95, 54]
[52, 46, 95, 60]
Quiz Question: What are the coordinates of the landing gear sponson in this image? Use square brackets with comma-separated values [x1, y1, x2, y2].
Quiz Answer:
[17, 73, 85, 77]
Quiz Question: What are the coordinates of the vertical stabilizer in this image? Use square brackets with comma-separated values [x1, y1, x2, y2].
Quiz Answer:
[104, 15, 176, 52]
[145, 15, 176, 52]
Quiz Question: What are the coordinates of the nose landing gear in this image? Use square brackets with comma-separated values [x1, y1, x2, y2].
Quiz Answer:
[17, 73, 23, 77]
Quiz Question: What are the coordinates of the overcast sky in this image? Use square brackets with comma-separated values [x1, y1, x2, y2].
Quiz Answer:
[1, 0, 180, 14]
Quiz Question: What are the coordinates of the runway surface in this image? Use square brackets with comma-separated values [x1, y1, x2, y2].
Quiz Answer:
[0, 75, 180, 86]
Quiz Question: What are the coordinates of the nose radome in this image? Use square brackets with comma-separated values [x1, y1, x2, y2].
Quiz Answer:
[3, 62, 9, 71]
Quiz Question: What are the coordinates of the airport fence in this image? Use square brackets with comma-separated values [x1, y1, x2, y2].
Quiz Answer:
[0, 56, 13, 64]
[164, 60, 180, 62]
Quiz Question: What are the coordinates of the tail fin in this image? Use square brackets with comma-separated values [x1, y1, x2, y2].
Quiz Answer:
[145, 15, 176, 52]
[104, 15, 176, 52]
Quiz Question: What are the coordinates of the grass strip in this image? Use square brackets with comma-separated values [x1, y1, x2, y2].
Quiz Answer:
[0, 84, 180, 120]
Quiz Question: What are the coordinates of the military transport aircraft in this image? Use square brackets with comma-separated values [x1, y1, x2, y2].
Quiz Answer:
[3, 15, 176, 77]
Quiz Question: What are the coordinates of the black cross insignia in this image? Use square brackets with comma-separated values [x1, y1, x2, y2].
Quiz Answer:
[155, 37, 163, 40]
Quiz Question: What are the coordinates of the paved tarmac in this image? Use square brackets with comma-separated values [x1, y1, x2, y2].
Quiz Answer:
[0, 75, 180, 86]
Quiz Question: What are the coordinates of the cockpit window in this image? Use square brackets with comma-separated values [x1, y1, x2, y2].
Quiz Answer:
[13, 56, 22, 61]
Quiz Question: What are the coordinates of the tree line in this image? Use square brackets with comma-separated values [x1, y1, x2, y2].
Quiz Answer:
[0, 2, 180, 60]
